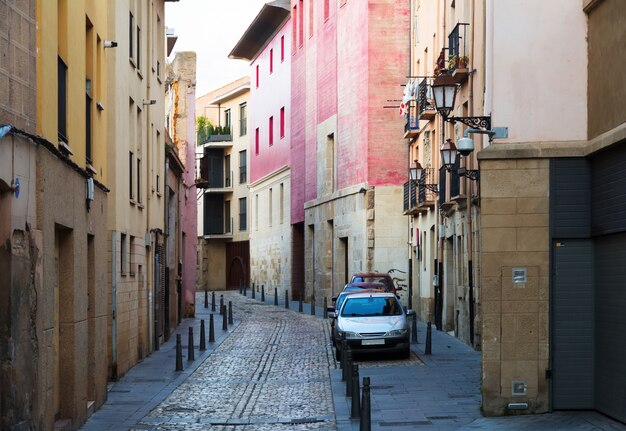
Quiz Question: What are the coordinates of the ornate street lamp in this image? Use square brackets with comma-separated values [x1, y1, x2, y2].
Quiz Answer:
[410, 162, 438, 192]
[440, 139, 457, 171]
[431, 75, 457, 120]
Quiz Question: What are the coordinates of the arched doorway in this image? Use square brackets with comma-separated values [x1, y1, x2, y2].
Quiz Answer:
[227, 256, 245, 290]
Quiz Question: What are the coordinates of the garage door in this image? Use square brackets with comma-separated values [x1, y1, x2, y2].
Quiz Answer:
[594, 233, 626, 422]
[552, 239, 594, 409]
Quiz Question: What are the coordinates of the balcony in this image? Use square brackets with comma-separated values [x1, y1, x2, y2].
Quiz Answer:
[195, 153, 233, 193]
[418, 78, 436, 121]
[197, 125, 233, 147]
[203, 217, 234, 240]
[403, 101, 419, 139]
[447, 23, 470, 83]
[403, 168, 437, 215]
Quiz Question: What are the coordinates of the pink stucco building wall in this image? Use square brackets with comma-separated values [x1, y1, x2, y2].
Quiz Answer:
[182, 89, 197, 311]
[250, 20, 292, 183]
[291, 0, 409, 223]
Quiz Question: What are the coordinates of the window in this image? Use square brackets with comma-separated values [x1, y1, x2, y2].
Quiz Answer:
[239, 102, 247, 136]
[269, 116, 274, 146]
[225, 155, 231, 187]
[224, 201, 231, 233]
[255, 128, 259, 154]
[269, 188, 273, 226]
[256, 64, 259, 87]
[280, 183, 284, 223]
[224, 109, 231, 132]
[86, 79, 92, 163]
[129, 152, 134, 200]
[120, 233, 127, 275]
[136, 26, 141, 70]
[280, 35, 285, 62]
[136, 158, 141, 203]
[299, 0, 304, 46]
[129, 236, 135, 275]
[309, 0, 313, 37]
[239, 150, 247, 184]
[270, 48, 273, 73]
[255, 194, 259, 231]
[58, 57, 68, 142]
[292, 5, 297, 50]
[324, 0, 329, 21]
[239, 197, 247, 231]
[129, 12, 134, 60]
[280, 107, 285, 138]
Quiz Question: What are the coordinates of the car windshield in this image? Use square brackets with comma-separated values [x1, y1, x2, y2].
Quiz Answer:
[340, 297, 402, 317]
[336, 294, 350, 312]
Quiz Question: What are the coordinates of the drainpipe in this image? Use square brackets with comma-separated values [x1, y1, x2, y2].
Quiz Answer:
[164, 158, 169, 334]
[111, 232, 117, 377]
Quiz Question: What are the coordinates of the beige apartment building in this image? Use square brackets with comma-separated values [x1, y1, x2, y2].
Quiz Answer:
[106, 0, 168, 379]
[405, 0, 485, 345]
[408, 0, 626, 423]
[196, 79, 251, 292]
[1, 0, 109, 429]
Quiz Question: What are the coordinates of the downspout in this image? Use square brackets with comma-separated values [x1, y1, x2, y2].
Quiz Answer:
[177, 172, 183, 321]
[111, 232, 117, 377]
[164, 157, 169, 337]
[466, 0, 478, 347]
[407, 0, 413, 312]
[436, 0, 446, 332]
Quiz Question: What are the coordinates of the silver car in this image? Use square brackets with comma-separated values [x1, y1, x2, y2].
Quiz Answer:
[330, 292, 414, 359]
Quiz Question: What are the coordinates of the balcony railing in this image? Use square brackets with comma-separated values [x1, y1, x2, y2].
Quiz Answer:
[418, 78, 436, 121]
[404, 167, 437, 214]
[404, 101, 419, 138]
[447, 23, 469, 81]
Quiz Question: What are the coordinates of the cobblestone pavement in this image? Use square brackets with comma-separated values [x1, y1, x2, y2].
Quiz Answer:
[133, 292, 339, 431]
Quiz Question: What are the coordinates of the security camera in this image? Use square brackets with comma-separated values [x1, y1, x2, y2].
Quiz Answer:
[142, 99, 157, 105]
[104, 40, 118, 48]
[457, 137, 474, 156]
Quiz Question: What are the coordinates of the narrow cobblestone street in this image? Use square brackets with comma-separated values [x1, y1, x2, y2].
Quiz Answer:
[134, 292, 338, 430]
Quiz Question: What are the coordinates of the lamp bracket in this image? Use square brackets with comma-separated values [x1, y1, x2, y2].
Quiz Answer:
[417, 180, 439, 193]
[447, 116, 491, 131]
[458, 167, 480, 181]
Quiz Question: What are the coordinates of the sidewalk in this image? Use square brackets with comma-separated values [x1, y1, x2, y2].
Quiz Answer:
[330, 321, 626, 431]
[80, 293, 238, 431]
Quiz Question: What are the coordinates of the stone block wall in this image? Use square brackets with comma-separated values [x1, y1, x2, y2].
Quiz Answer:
[479, 158, 550, 415]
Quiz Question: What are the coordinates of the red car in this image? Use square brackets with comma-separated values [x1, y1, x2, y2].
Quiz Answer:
[350, 273, 402, 296]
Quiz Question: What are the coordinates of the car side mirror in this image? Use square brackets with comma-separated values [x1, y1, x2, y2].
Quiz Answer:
[326, 306, 335, 313]
[331, 296, 338, 302]
[406, 309, 415, 316]
[328, 312, 336, 319]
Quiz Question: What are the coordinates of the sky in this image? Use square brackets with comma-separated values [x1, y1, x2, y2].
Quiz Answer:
[165, 0, 269, 97]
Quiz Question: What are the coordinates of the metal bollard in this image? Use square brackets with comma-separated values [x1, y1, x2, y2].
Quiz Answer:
[343, 346, 352, 383]
[199, 320, 206, 351]
[351, 365, 360, 419]
[209, 314, 215, 342]
[274, 288, 278, 306]
[311, 295, 316, 316]
[175, 334, 183, 371]
[211, 291, 216, 312]
[299, 295, 303, 313]
[346, 350, 353, 397]
[222, 305, 228, 331]
[252, 283, 256, 299]
[285, 290, 289, 309]
[220, 295, 224, 315]
[360, 377, 371, 431]
[323, 297, 328, 319]
[261, 285, 265, 302]
[425, 321, 432, 355]
[187, 327, 195, 361]
[204, 290, 208, 308]
[411, 313, 418, 344]
[340, 338, 348, 381]
[228, 301, 233, 325]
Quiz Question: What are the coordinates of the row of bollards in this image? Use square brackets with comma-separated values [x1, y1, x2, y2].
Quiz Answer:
[337, 333, 371, 430]
[176, 299, 233, 371]
[239, 283, 328, 319]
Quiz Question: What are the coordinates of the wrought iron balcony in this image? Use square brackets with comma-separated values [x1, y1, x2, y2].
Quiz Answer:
[447, 23, 470, 82]
[404, 167, 437, 215]
[418, 78, 436, 121]
[404, 101, 419, 139]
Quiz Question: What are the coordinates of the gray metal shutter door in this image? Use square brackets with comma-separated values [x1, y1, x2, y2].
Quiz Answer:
[552, 239, 594, 409]
[594, 233, 626, 423]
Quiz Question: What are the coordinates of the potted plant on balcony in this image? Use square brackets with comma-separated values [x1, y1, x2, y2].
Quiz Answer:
[459, 55, 469, 69]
